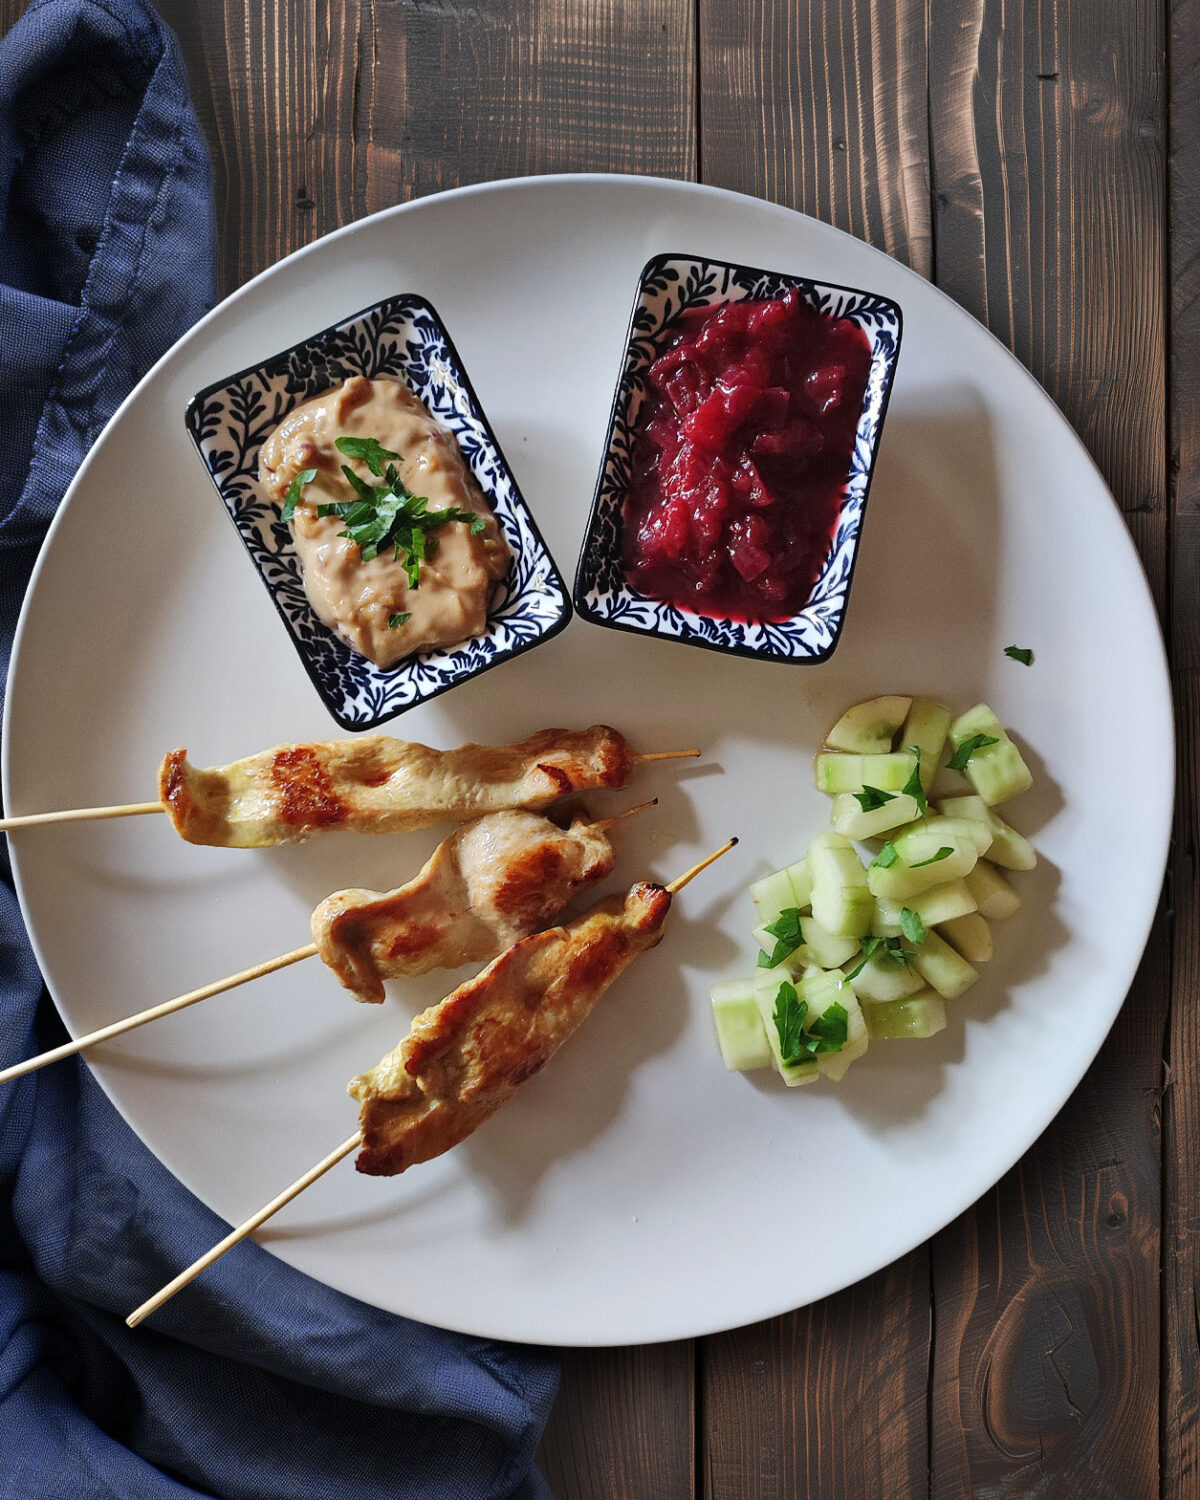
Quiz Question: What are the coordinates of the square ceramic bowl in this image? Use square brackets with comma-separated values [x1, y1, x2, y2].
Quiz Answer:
[186, 293, 572, 730]
[574, 253, 902, 663]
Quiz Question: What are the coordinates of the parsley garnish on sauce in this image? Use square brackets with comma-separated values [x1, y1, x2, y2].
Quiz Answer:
[757, 907, 804, 969]
[334, 435, 400, 476]
[910, 846, 954, 868]
[280, 468, 317, 523]
[1004, 645, 1035, 666]
[281, 438, 485, 587]
[772, 982, 849, 1065]
[388, 612, 411, 629]
[948, 733, 1000, 771]
[854, 785, 896, 813]
[901, 745, 927, 814]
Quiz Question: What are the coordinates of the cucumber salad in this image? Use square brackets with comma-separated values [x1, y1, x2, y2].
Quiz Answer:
[710, 696, 1036, 1086]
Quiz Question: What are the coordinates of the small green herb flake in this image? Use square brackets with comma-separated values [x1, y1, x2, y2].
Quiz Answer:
[872, 842, 900, 870]
[846, 936, 883, 980]
[388, 612, 411, 629]
[759, 907, 804, 968]
[854, 784, 896, 813]
[772, 982, 808, 1066]
[948, 733, 1001, 771]
[900, 745, 927, 814]
[1004, 644, 1035, 666]
[808, 1001, 849, 1053]
[899, 907, 928, 945]
[334, 435, 401, 476]
[280, 468, 317, 524]
[910, 846, 954, 869]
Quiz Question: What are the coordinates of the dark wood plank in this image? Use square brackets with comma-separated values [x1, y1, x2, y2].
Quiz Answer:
[1162, 0, 1200, 1484]
[702, 1259, 932, 1500]
[697, 4, 934, 1496]
[926, 4, 1167, 1495]
[537, 1342, 694, 1500]
[699, 0, 933, 278]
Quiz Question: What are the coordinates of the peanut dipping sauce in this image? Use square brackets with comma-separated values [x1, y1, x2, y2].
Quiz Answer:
[258, 376, 509, 668]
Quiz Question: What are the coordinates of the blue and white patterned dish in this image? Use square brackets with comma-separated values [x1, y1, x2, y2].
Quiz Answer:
[574, 254, 902, 664]
[185, 294, 572, 730]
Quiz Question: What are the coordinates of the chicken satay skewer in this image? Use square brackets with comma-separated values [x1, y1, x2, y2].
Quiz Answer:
[125, 839, 736, 1329]
[0, 802, 656, 1087]
[0, 736, 698, 838]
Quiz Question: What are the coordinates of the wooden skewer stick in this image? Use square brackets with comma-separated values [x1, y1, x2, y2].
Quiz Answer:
[633, 749, 701, 763]
[125, 1131, 363, 1329]
[0, 801, 164, 833]
[666, 837, 738, 894]
[0, 752, 698, 834]
[125, 836, 738, 1328]
[1, 802, 660, 1088]
[0, 944, 318, 1086]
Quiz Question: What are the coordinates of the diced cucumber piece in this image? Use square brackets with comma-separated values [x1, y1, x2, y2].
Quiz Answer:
[938, 912, 993, 963]
[939, 794, 1036, 871]
[846, 946, 926, 1003]
[809, 836, 873, 939]
[825, 695, 912, 754]
[751, 973, 821, 1086]
[899, 697, 952, 791]
[949, 703, 1033, 806]
[870, 898, 904, 937]
[910, 814, 992, 857]
[863, 990, 948, 1040]
[964, 861, 1021, 920]
[868, 832, 979, 901]
[814, 752, 919, 795]
[796, 916, 862, 970]
[896, 879, 977, 927]
[912, 929, 979, 1000]
[710, 981, 774, 1071]
[750, 868, 799, 924]
[830, 791, 924, 841]
[785, 857, 813, 908]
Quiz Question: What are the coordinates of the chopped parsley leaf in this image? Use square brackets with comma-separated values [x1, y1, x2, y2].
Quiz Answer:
[334, 435, 401, 476]
[899, 906, 928, 945]
[772, 982, 848, 1063]
[910, 846, 954, 868]
[901, 745, 927, 814]
[1004, 645, 1035, 666]
[948, 733, 1000, 771]
[758, 907, 804, 969]
[388, 612, 411, 629]
[854, 784, 897, 813]
[280, 468, 317, 523]
[872, 842, 900, 869]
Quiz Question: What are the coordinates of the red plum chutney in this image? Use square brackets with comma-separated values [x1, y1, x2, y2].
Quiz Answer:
[621, 291, 872, 623]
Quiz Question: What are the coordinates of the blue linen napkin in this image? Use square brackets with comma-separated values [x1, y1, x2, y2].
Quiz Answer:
[0, 3, 559, 1495]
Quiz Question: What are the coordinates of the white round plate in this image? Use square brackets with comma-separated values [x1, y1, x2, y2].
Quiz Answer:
[3, 176, 1172, 1347]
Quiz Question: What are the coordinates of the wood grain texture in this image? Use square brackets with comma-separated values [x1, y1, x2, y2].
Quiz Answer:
[927, 3, 1168, 1496]
[696, 4, 936, 1495]
[1162, 0, 1200, 1486]
[699, 0, 932, 277]
[701, 1258, 932, 1500]
[537, 1342, 694, 1500]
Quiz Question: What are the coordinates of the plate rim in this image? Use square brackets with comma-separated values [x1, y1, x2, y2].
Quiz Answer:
[1, 172, 1176, 1346]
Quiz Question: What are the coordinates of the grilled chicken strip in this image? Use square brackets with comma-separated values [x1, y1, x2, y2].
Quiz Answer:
[312, 809, 615, 1004]
[349, 881, 671, 1175]
[158, 726, 634, 848]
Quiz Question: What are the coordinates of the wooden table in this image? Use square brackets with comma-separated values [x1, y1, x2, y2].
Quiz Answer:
[17, 0, 1196, 1492]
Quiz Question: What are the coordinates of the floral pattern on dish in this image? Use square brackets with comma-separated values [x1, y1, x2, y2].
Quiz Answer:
[186, 294, 571, 730]
[573, 254, 902, 664]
